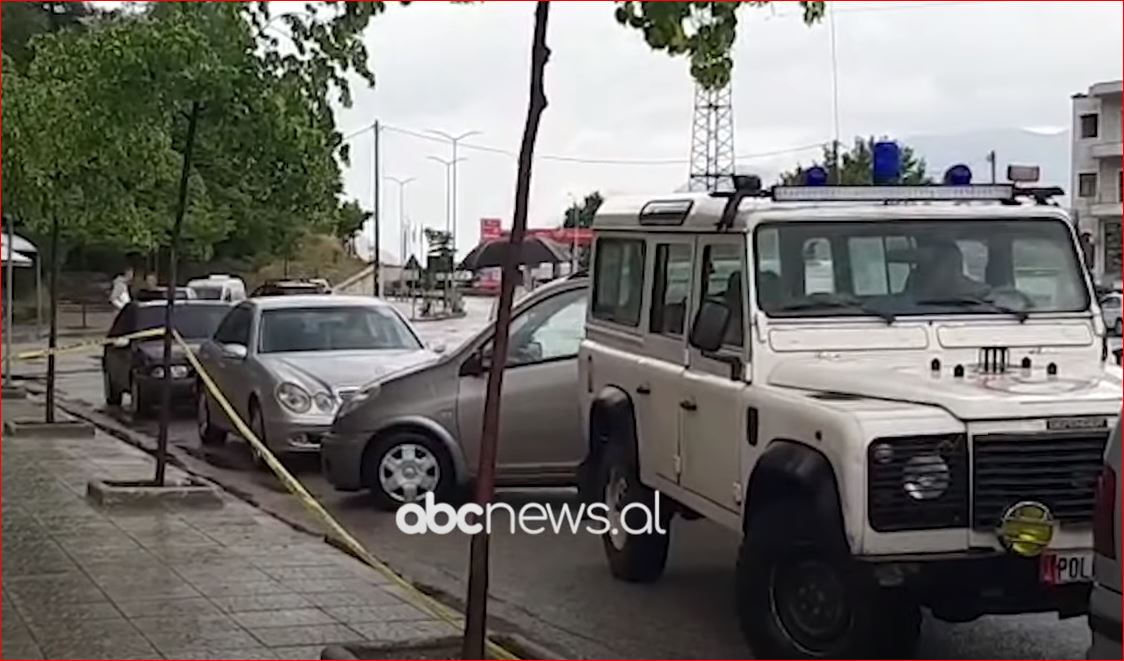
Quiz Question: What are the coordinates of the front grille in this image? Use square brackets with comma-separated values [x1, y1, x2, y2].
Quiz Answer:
[868, 435, 969, 532]
[972, 432, 1108, 528]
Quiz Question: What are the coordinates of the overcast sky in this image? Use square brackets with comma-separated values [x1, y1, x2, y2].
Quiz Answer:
[326, 1, 1122, 260]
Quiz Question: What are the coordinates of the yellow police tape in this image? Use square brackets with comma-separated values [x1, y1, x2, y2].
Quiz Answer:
[15, 327, 168, 361]
[170, 330, 518, 660]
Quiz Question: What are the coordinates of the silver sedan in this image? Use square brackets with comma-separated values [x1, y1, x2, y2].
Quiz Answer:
[195, 295, 439, 460]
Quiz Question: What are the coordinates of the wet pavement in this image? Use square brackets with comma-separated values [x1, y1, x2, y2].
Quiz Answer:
[1, 398, 456, 660]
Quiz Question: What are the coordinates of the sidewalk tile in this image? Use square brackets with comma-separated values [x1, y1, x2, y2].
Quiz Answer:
[231, 608, 336, 628]
[300, 590, 405, 608]
[347, 619, 458, 643]
[247, 622, 365, 647]
[208, 593, 315, 614]
[139, 625, 261, 653]
[191, 579, 291, 598]
[259, 564, 375, 582]
[1, 637, 44, 660]
[281, 578, 393, 595]
[5, 573, 109, 606]
[323, 604, 433, 625]
[113, 596, 221, 619]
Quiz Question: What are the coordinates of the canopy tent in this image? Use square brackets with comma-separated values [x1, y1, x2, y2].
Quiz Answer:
[1, 243, 33, 267]
[2, 233, 38, 255]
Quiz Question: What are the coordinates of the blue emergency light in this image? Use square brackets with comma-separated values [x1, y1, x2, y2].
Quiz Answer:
[944, 164, 973, 185]
[805, 166, 829, 186]
[871, 141, 901, 184]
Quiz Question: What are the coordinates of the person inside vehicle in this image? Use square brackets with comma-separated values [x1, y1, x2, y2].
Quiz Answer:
[908, 240, 988, 299]
[723, 271, 744, 346]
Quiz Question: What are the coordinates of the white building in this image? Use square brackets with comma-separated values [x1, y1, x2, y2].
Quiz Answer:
[1072, 80, 1123, 289]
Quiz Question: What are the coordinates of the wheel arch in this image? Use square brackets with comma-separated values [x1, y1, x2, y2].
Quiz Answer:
[581, 386, 639, 502]
[744, 439, 847, 547]
[359, 416, 469, 488]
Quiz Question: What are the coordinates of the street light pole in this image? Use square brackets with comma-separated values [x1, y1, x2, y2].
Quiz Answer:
[371, 120, 382, 297]
[426, 129, 481, 258]
[385, 176, 416, 265]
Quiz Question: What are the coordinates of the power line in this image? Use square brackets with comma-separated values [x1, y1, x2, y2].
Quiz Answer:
[343, 120, 824, 166]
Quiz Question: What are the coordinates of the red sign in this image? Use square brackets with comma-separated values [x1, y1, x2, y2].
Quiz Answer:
[480, 218, 503, 241]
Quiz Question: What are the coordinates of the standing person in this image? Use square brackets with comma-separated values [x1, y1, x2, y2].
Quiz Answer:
[110, 267, 133, 310]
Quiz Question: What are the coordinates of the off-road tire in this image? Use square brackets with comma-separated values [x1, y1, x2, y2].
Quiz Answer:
[364, 431, 455, 511]
[735, 502, 921, 659]
[598, 441, 671, 583]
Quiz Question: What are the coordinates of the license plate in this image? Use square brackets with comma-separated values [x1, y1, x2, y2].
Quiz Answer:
[1039, 551, 1093, 585]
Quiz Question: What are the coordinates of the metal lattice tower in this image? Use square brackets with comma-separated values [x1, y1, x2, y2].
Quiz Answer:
[687, 82, 735, 192]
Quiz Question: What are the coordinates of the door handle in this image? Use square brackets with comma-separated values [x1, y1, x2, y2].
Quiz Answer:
[636, 384, 651, 395]
[679, 399, 697, 411]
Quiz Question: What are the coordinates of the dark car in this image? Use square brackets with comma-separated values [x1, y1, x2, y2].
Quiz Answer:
[102, 300, 232, 416]
[250, 279, 331, 297]
[134, 287, 196, 302]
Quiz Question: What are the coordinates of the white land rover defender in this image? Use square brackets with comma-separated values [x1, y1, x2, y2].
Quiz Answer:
[577, 172, 1123, 658]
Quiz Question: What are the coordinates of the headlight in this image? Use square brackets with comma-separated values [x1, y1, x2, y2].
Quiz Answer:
[313, 392, 335, 412]
[901, 454, 950, 500]
[276, 382, 312, 413]
[150, 365, 190, 379]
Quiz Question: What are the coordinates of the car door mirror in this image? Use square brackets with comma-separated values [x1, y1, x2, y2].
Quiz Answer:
[689, 300, 731, 353]
[460, 351, 486, 377]
[221, 343, 248, 361]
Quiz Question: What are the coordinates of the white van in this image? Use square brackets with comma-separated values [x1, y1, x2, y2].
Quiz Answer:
[187, 275, 246, 303]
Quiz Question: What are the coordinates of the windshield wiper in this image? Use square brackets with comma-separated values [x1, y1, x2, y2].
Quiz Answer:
[775, 296, 896, 325]
[915, 295, 1030, 323]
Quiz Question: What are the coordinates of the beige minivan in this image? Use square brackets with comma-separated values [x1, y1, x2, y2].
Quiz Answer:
[321, 276, 589, 509]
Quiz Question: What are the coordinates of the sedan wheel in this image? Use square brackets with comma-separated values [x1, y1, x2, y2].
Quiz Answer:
[366, 432, 453, 511]
[197, 393, 226, 446]
[131, 379, 151, 418]
[104, 371, 121, 407]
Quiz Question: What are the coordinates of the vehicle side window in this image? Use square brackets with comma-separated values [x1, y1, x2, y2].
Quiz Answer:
[214, 306, 252, 346]
[699, 243, 744, 348]
[490, 290, 588, 367]
[592, 238, 645, 327]
[649, 243, 692, 336]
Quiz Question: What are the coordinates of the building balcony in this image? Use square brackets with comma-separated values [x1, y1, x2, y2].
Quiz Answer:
[1090, 141, 1123, 159]
[1090, 201, 1123, 218]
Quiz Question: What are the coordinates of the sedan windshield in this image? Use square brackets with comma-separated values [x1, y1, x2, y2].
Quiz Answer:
[259, 306, 421, 353]
[754, 218, 1089, 320]
[134, 305, 230, 340]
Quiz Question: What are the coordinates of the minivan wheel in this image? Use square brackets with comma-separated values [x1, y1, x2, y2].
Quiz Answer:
[735, 502, 920, 659]
[598, 442, 670, 583]
[104, 371, 121, 407]
[196, 391, 226, 447]
[365, 432, 453, 511]
[130, 378, 152, 418]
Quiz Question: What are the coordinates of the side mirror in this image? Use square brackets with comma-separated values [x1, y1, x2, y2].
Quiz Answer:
[460, 352, 486, 377]
[221, 343, 248, 361]
[689, 300, 731, 353]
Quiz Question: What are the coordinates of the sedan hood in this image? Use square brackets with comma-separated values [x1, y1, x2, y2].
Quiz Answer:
[260, 349, 438, 393]
[768, 357, 1122, 420]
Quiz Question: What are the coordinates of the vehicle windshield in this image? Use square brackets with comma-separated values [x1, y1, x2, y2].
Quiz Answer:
[754, 218, 1090, 319]
[190, 285, 224, 300]
[259, 306, 421, 353]
[134, 305, 230, 339]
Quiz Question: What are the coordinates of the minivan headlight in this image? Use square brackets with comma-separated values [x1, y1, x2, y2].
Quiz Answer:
[276, 382, 312, 414]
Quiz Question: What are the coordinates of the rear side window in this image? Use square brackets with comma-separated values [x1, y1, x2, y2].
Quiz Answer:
[592, 238, 646, 327]
[649, 243, 692, 336]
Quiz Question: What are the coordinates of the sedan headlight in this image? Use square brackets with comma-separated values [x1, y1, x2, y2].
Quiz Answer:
[313, 392, 336, 413]
[276, 382, 312, 414]
[150, 365, 190, 379]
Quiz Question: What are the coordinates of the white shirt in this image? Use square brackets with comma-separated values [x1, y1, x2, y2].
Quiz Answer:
[110, 276, 131, 310]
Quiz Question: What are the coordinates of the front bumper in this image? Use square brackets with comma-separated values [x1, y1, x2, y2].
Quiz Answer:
[321, 431, 367, 491]
[864, 551, 1092, 621]
[1087, 583, 1122, 659]
[134, 374, 195, 401]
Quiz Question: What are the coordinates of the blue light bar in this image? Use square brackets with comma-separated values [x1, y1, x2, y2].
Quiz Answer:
[944, 164, 973, 185]
[771, 184, 1015, 203]
[872, 141, 901, 184]
[805, 166, 829, 186]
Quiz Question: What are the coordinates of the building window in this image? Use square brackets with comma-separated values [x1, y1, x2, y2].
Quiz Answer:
[1079, 173, 1098, 198]
[592, 238, 646, 327]
[1080, 113, 1099, 139]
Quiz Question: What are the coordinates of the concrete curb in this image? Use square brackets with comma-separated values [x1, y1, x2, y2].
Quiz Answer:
[2, 385, 29, 399]
[87, 478, 224, 509]
[3, 418, 94, 439]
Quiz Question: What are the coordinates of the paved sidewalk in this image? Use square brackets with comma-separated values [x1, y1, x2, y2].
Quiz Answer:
[2, 400, 456, 660]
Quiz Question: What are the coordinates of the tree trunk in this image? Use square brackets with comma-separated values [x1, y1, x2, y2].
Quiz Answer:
[461, 3, 550, 659]
[45, 217, 60, 423]
[155, 100, 201, 487]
